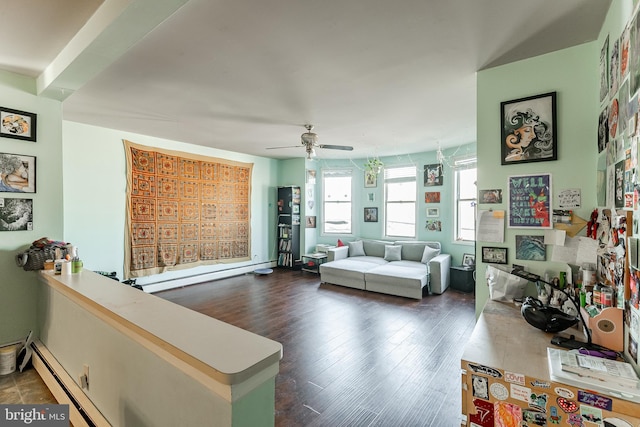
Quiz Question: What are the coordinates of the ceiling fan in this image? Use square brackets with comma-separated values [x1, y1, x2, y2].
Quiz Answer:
[267, 125, 353, 159]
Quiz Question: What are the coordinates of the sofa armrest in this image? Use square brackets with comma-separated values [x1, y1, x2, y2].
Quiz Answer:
[429, 254, 451, 294]
[327, 246, 349, 261]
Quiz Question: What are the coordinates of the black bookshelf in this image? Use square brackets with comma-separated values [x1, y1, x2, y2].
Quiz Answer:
[277, 186, 301, 268]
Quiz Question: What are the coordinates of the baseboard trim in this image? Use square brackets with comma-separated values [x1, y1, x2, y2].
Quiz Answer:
[142, 261, 276, 293]
[31, 340, 110, 427]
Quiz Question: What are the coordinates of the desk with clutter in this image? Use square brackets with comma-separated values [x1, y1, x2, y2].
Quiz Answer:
[461, 208, 640, 426]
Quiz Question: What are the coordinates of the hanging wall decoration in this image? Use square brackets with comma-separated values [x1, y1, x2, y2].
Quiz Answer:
[0, 107, 37, 142]
[501, 92, 557, 165]
[123, 140, 252, 278]
[0, 152, 36, 193]
[508, 173, 552, 229]
[0, 197, 33, 231]
[424, 163, 443, 186]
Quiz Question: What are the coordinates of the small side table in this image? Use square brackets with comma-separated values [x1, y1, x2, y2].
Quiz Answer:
[301, 253, 328, 274]
[450, 265, 475, 293]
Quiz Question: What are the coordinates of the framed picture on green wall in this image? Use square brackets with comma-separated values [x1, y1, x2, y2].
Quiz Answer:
[508, 173, 552, 229]
[501, 92, 557, 165]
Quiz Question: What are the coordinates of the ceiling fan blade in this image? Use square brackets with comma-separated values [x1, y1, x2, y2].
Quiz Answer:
[266, 145, 301, 150]
[319, 144, 353, 151]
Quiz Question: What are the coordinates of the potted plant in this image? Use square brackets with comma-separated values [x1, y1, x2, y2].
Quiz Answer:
[364, 158, 384, 175]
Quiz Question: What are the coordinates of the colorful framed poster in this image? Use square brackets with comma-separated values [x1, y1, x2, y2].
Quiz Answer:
[0, 152, 36, 193]
[425, 191, 441, 203]
[501, 92, 557, 165]
[0, 107, 37, 142]
[508, 173, 552, 229]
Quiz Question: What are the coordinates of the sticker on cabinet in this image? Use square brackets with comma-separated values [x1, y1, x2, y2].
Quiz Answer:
[494, 401, 523, 427]
[490, 383, 508, 401]
[472, 375, 489, 399]
[469, 398, 494, 427]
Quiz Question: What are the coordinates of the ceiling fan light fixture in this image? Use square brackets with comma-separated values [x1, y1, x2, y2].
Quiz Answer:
[306, 146, 316, 159]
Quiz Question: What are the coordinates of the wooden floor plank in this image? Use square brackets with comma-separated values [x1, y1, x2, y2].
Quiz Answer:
[156, 268, 475, 426]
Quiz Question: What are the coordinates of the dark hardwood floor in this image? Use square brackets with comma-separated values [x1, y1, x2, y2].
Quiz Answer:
[156, 269, 476, 427]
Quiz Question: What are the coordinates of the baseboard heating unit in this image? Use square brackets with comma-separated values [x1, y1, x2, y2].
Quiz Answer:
[31, 339, 110, 427]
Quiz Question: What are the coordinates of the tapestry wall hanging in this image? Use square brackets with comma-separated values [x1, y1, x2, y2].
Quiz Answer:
[124, 140, 252, 278]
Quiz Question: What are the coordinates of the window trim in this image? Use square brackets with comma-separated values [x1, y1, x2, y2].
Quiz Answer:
[453, 159, 477, 243]
[383, 165, 417, 239]
[321, 168, 354, 236]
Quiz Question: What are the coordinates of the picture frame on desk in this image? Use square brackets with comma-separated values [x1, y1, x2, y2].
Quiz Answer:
[462, 253, 475, 268]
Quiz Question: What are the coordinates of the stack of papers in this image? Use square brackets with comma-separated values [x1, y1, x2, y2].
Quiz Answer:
[547, 348, 640, 403]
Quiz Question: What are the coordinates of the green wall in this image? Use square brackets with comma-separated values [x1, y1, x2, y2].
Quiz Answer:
[0, 71, 64, 345]
[299, 143, 477, 264]
[476, 42, 599, 315]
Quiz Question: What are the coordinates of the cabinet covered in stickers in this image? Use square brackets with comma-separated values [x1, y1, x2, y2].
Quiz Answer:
[461, 300, 640, 427]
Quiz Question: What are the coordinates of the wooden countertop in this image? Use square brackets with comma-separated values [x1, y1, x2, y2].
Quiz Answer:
[40, 270, 283, 390]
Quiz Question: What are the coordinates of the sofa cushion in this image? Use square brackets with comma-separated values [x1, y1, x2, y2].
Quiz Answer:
[384, 245, 402, 261]
[348, 240, 365, 257]
[362, 239, 389, 258]
[366, 262, 428, 288]
[421, 245, 441, 264]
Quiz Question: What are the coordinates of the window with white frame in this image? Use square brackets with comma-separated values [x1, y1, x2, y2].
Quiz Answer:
[454, 158, 477, 241]
[384, 165, 417, 238]
[322, 169, 352, 234]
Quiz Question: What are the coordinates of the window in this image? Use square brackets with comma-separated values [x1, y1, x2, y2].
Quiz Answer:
[454, 159, 477, 241]
[384, 166, 416, 238]
[322, 169, 352, 234]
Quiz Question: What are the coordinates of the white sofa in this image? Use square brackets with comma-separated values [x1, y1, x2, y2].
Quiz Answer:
[319, 240, 451, 299]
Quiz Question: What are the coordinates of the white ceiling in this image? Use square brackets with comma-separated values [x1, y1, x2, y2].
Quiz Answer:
[0, 0, 611, 160]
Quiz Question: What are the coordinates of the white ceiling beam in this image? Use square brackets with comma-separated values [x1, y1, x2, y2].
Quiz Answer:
[37, 0, 190, 101]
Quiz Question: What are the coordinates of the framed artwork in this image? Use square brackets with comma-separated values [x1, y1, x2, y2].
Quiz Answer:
[479, 189, 502, 204]
[615, 159, 625, 208]
[426, 207, 439, 217]
[0, 198, 33, 231]
[305, 216, 316, 228]
[501, 92, 557, 165]
[515, 235, 546, 261]
[367, 192, 375, 202]
[425, 220, 442, 231]
[0, 107, 37, 142]
[482, 247, 508, 264]
[424, 163, 443, 186]
[365, 171, 377, 188]
[425, 191, 441, 203]
[0, 153, 36, 193]
[306, 169, 316, 184]
[462, 253, 475, 267]
[364, 207, 378, 222]
[508, 173, 552, 229]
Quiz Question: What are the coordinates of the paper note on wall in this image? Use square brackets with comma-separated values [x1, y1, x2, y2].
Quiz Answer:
[544, 229, 566, 246]
[576, 237, 599, 266]
[551, 236, 579, 264]
[476, 210, 505, 243]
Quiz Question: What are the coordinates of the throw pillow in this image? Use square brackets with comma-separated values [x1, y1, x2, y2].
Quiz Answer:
[421, 245, 441, 264]
[348, 240, 365, 257]
[337, 239, 345, 247]
[384, 245, 402, 261]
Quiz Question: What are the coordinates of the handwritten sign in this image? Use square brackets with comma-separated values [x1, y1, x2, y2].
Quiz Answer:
[508, 173, 552, 229]
[557, 188, 581, 209]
